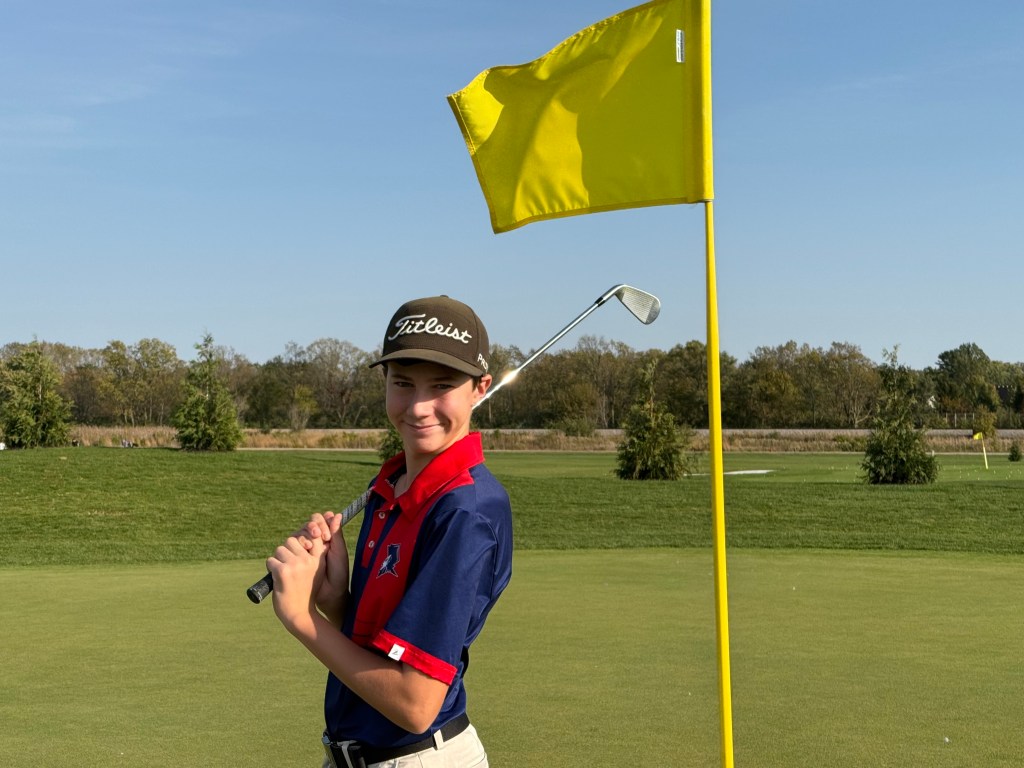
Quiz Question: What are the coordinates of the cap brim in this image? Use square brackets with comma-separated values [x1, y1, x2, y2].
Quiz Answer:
[370, 349, 485, 377]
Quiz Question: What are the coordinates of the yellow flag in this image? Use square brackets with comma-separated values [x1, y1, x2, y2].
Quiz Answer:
[973, 432, 984, 440]
[447, 0, 712, 233]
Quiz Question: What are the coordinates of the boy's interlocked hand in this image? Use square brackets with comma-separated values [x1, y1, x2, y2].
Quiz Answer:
[301, 511, 350, 626]
[266, 510, 351, 630]
[267, 529, 326, 631]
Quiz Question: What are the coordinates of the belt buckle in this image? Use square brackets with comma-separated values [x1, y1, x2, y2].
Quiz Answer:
[322, 734, 366, 768]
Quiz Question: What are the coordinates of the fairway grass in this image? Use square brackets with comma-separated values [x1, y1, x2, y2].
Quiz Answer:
[3, 449, 1023, 566]
[3, 551, 1022, 767]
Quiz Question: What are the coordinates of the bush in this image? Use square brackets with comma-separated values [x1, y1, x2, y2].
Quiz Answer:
[861, 350, 938, 485]
[862, 429, 939, 485]
[173, 334, 243, 451]
[616, 360, 687, 480]
[0, 342, 72, 448]
[378, 425, 404, 462]
[1010, 443, 1023, 463]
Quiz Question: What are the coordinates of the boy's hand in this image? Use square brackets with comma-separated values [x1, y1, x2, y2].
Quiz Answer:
[306, 511, 350, 621]
[266, 533, 326, 632]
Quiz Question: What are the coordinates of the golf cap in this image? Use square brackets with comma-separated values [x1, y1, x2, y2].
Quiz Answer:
[370, 295, 490, 377]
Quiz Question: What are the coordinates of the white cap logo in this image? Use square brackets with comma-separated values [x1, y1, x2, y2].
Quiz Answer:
[388, 313, 473, 345]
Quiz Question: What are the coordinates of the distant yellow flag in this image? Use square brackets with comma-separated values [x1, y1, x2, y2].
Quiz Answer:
[447, 0, 712, 233]
[973, 432, 984, 440]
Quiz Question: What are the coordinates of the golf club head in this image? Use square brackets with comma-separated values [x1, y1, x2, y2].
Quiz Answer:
[612, 285, 661, 325]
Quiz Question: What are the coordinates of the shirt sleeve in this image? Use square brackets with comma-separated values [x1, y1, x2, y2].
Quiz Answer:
[370, 495, 501, 684]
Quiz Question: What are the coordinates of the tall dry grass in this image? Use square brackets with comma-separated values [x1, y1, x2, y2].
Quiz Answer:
[693, 429, 1024, 454]
[70, 425, 180, 448]
[67, 426, 383, 450]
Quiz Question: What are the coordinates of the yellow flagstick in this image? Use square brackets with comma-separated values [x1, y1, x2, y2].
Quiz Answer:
[699, 3, 733, 765]
[705, 200, 734, 768]
[975, 432, 989, 469]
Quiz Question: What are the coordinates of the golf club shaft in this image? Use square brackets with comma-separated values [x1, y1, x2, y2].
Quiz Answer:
[483, 291, 610, 403]
[247, 284, 660, 604]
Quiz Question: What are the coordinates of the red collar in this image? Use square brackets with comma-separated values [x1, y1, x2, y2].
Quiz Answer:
[372, 433, 484, 517]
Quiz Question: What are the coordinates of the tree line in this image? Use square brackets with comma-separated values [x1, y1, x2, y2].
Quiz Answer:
[2, 335, 1023, 439]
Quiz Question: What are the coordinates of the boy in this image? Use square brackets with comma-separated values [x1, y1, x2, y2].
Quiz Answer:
[266, 295, 513, 768]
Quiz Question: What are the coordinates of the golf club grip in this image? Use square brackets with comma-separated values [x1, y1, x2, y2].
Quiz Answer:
[245, 489, 373, 604]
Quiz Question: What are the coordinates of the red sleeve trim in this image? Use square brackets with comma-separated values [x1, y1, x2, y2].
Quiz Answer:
[371, 630, 458, 685]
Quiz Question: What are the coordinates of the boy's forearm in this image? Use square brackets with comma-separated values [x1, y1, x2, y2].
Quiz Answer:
[289, 611, 447, 734]
[316, 591, 348, 627]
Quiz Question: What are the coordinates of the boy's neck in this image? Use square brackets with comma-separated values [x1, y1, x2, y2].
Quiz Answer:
[397, 429, 472, 495]
[393, 469, 413, 497]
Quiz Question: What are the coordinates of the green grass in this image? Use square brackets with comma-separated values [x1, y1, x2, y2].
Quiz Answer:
[2, 447, 1023, 766]
[2, 552, 1022, 767]
[2, 448, 1023, 566]
[0, 448, 379, 565]
[477, 550, 1024, 767]
[1, 561, 326, 766]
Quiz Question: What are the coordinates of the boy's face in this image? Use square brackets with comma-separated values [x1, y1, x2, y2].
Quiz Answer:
[385, 361, 491, 467]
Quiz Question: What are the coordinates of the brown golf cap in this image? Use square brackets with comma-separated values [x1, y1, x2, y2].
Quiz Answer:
[370, 295, 490, 377]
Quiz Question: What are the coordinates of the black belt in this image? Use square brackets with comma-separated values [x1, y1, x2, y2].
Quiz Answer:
[323, 713, 471, 767]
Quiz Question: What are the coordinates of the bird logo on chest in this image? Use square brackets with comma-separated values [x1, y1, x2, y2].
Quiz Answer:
[377, 543, 401, 578]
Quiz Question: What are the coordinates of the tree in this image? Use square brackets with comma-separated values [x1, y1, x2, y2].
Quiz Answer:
[861, 349, 938, 485]
[574, 336, 637, 428]
[656, 341, 709, 427]
[301, 338, 374, 428]
[972, 409, 997, 440]
[244, 357, 295, 429]
[732, 342, 802, 428]
[134, 338, 185, 425]
[97, 339, 186, 427]
[214, 350, 259, 427]
[989, 361, 1024, 429]
[53, 345, 115, 425]
[820, 342, 880, 428]
[172, 334, 243, 451]
[793, 344, 829, 426]
[0, 341, 72, 448]
[345, 363, 388, 428]
[931, 342, 999, 417]
[288, 384, 318, 431]
[616, 358, 689, 480]
[101, 340, 143, 427]
[509, 347, 597, 432]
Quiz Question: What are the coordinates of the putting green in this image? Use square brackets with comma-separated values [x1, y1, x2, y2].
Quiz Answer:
[2, 551, 1022, 767]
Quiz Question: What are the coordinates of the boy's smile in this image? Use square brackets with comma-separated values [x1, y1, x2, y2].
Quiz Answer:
[385, 361, 491, 476]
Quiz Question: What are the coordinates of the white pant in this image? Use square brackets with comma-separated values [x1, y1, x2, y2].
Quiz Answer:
[322, 725, 488, 768]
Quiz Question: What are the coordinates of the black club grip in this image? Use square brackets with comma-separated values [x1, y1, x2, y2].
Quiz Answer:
[246, 573, 273, 604]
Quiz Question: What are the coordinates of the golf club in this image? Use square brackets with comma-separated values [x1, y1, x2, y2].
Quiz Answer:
[246, 284, 661, 603]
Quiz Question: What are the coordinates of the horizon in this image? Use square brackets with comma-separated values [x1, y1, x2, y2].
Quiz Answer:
[4, 332, 1020, 372]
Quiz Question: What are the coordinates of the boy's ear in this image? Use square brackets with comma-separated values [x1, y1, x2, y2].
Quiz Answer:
[474, 374, 493, 400]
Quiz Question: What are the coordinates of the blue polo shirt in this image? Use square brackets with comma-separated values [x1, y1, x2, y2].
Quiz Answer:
[324, 432, 513, 748]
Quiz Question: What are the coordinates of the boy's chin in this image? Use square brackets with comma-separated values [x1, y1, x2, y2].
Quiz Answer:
[400, 429, 465, 460]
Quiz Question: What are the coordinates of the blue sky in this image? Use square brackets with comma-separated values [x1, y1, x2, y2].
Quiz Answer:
[3, 0, 1022, 369]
